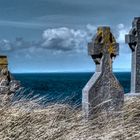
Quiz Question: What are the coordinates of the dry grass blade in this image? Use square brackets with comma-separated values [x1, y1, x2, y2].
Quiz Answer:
[0, 95, 140, 140]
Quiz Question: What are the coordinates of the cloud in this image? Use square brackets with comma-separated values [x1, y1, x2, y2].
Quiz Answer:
[0, 25, 96, 54]
[114, 24, 131, 54]
[0, 38, 32, 53]
[115, 24, 130, 43]
[41, 27, 95, 53]
[0, 24, 131, 55]
[0, 39, 13, 51]
[0, 23, 132, 72]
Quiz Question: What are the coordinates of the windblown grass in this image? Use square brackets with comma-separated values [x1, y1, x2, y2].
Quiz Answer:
[0, 94, 140, 140]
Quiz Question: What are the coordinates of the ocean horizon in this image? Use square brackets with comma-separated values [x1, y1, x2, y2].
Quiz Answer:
[12, 72, 131, 106]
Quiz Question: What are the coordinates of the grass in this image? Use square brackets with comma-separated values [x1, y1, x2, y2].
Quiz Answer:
[0, 94, 140, 140]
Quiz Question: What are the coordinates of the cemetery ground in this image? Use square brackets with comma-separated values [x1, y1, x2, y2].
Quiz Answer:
[0, 96, 140, 140]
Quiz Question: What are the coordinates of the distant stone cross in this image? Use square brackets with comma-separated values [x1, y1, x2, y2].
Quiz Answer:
[125, 17, 140, 93]
[82, 27, 124, 118]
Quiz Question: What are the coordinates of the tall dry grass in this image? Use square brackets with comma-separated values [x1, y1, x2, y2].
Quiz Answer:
[0, 94, 140, 140]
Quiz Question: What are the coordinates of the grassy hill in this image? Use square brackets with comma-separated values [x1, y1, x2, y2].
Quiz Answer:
[0, 96, 140, 140]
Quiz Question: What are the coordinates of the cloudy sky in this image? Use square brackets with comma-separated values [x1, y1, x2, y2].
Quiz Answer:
[0, 0, 139, 73]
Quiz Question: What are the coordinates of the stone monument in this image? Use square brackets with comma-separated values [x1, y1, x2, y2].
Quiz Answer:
[0, 55, 20, 105]
[82, 27, 124, 118]
[125, 17, 140, 94]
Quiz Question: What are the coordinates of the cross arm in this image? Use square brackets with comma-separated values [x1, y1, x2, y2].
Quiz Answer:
[125, 34, 136, 44]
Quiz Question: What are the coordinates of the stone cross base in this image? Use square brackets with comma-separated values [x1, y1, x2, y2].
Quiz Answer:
[125, 93, 140, 98]
[82, 68, 124, 119]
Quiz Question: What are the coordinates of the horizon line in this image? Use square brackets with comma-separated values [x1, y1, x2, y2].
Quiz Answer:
[11, 71, 131, 74]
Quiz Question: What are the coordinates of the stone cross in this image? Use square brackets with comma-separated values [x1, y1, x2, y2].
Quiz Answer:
[0, 55, 20, 104]
[125, 17, 140, 93]
[82, 27, 124, 118]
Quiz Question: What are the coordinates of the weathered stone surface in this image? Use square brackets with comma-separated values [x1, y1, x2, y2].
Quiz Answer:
[82, 27, 124, 118]
[0, 56, 20, 105]
[125, 17, 140, 93]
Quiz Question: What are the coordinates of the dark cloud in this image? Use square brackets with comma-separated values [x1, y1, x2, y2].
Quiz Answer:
[0, 0, 139, 30]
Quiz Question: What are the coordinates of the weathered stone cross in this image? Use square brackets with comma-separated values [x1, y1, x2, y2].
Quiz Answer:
[125, 17, 140, 93]
[82, 27, 124, 118]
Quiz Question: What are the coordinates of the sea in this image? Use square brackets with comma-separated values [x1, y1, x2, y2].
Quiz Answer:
[13, 72, 131, 106]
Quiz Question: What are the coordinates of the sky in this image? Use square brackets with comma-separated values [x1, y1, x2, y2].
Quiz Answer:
[0, 0, 139, 73]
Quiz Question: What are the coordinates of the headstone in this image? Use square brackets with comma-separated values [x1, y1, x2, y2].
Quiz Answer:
[82, 27, 124, 118]
[125, 17, 140, 93]
[0, 55, 20, 105]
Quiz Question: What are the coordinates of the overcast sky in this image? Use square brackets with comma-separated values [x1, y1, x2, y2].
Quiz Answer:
[0, 0, 139, 73]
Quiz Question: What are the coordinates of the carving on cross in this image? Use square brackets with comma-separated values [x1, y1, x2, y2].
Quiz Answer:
[88, 27, 119, 68]
[125, 27, 137, 51]
[88, 26, 119, 72]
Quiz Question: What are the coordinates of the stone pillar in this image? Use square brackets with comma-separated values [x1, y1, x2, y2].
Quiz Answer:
[82, 27, 124, 118]
[125, 17, 140, 93]
[0, 55, 20, 105]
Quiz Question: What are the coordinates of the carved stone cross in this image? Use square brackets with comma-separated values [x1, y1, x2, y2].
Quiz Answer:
[82, 27, 124, 118]
[125, 17, 140, 93]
